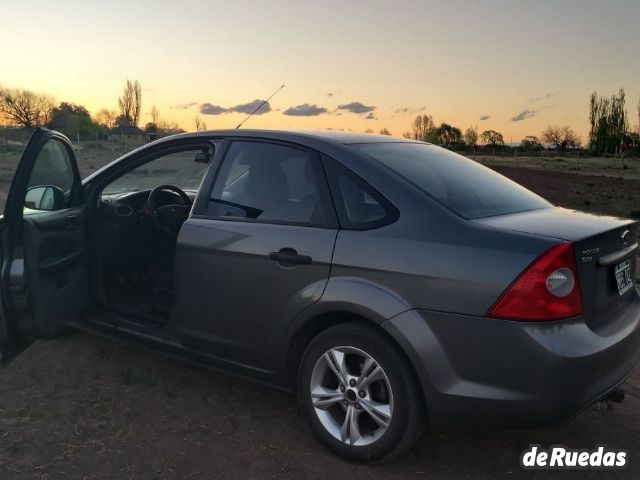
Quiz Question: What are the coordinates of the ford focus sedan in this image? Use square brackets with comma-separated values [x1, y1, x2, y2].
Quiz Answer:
[0, 128, 638, 462]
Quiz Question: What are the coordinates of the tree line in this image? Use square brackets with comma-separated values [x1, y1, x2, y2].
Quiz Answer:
[0, 80, 184, 140]
[2, 82, 640, 155]
[379, 88, 640, 156]
[390, 114, 582, 154]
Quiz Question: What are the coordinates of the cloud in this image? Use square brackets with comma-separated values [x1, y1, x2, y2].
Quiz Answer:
[337, 101, 376, 114]
[365, 112, 377, 120]
[283, 103, 327, 116]
[199, 103, 228, 115]
[229, 99, 271, 115]
[480, 115, 490, 121]
[197, 99, 272, 116]
[395, 106, 426, 115]
[530, 93, 556, 103]
[510, 109, 536, 122]
[170, 102, 197, 110]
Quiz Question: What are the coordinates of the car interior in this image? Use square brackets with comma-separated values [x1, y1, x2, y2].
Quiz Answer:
[207, 142, 329, 224]
[91, 146, 212, 322]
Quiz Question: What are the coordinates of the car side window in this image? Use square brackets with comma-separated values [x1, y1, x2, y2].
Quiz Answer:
[207, 141, 334, 227]
[102, 149, 210, 195]
[25, 139, 75, 211]
[322, 156, 398, 230]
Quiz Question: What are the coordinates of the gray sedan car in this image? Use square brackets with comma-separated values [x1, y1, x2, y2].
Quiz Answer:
[1, 128, 639, 462]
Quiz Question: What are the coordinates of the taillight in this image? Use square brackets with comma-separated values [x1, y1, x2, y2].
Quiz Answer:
[488, 242, 582, 321]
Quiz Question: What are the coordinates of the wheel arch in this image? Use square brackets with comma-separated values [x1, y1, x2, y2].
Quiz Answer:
[280, 306, 429, 418]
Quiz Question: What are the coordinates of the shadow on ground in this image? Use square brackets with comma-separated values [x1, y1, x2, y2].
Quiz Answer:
[0, 331, 638, 479]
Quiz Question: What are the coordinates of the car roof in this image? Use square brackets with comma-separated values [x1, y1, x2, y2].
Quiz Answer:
[161, 129, 423, 146]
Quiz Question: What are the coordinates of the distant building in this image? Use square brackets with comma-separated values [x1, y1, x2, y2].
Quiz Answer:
[109, 125, 148, 144]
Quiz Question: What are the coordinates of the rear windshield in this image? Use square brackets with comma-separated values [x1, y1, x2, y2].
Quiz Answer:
[354, 142, 551, 219]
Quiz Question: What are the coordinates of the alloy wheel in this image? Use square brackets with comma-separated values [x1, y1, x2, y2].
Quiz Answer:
[309, 346, 394, 446]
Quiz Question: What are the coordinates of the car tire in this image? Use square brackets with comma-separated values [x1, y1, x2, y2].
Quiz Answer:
[297, 321, 426, 463]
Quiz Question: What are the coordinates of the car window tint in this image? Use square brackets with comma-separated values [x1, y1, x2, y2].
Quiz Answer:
[322, 157, 396, 230]
[209, 141, 329, 226]
[355, 143, 551, 219]
[338, 174, 386, 224]
[26, 139, 75, 210]
[103, 149, 209, 195]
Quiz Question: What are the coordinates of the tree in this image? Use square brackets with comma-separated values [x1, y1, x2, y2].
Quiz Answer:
[194, 115, 203, 131]
[0, 86, 55, 128]
[116, 114, 133, 127]
[435, 123, 462, 148]
[379, 127, 391, 135]
[364, 128, 374, 133]
[118, 79, 142, 126]
[47, 102, 101, 138]
[94, 109, 117, 128]
[480, 129, 504, 147]
[157, 120, 184, 135]
[542, 125, 580, 152]
[463, 126, 478, 148]
[410, 114, 436, 141]
[589, 89, 627, 154]
[520, 135, 543, 152]
[144, 122, 158, 133]
[150, 105, 159, 126]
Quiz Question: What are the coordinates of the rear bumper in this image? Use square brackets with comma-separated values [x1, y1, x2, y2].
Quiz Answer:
[382, 292, 640, 429]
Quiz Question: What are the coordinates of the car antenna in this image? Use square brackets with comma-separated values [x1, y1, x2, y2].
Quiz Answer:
[235, 84, 285, 129]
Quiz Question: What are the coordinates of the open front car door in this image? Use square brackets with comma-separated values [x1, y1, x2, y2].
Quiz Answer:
[0, 128, 88, 363]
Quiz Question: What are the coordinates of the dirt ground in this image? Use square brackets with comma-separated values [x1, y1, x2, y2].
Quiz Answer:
[1, 331, 638, 479]
[0, 151, 640, 478]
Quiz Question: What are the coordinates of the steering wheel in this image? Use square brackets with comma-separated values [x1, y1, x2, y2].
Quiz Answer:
[147, 185, 192, 236]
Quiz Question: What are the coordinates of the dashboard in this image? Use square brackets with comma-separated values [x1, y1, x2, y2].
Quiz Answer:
[99, 189, 197, 223]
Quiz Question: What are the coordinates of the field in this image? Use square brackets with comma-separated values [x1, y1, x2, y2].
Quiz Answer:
[0, 145, 640, 479]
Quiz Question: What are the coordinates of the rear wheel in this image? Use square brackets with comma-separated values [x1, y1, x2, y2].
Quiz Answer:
[297, 322, 425, 462]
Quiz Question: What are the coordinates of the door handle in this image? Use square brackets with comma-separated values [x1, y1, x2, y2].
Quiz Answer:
[269, 248, 312, 266]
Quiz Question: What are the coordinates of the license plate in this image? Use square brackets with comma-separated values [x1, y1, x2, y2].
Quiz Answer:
[615, 259, 633, 296]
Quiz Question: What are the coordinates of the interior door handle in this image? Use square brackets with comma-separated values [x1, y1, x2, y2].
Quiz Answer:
[66, 214, 80, 229]
[269, 248, 312, 266]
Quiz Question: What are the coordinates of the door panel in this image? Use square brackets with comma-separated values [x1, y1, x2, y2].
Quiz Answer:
[0, 128, 87, 361]
[172, 219, 337, 369]
[22, 207, 88, 338]
[171, 139, 339, 370]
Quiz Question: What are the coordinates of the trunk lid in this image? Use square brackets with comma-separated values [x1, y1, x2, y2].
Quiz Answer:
[474, 207, 638, 329]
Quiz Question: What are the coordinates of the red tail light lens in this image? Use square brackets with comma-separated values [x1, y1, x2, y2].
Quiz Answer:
[488, 242, 582, 321]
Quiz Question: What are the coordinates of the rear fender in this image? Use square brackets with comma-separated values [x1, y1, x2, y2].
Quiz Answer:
[277, 276, 413, 386]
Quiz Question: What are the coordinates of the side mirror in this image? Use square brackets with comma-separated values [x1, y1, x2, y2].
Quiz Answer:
[25, 185, 65, 211]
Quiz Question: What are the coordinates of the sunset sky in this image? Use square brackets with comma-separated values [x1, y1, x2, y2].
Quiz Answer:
[1, 0, 639, 141]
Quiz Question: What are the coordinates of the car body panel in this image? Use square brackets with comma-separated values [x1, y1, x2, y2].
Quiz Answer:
[383, 295, 640, 429]
[328, 215, 559, 317]
[172, 218, 338, 370]
[473, 206, 636, 241]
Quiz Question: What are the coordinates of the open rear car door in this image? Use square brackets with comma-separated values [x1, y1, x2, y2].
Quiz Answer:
[0, 128, 87, 363]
